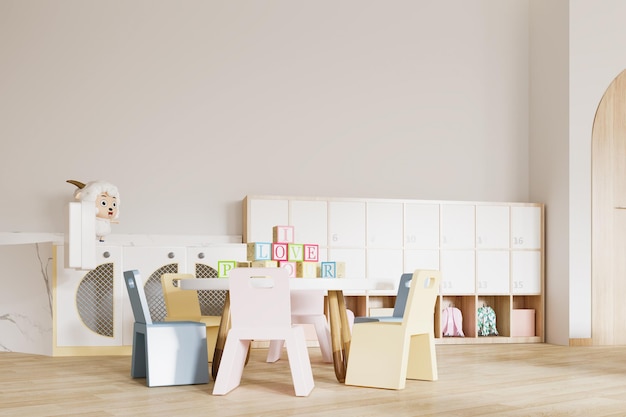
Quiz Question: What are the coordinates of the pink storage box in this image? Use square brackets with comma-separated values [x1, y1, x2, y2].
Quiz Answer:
[511, 309, 535, 337]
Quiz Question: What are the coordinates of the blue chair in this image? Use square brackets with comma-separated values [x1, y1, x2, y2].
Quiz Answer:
[123, 270, 209, 387]
[354, 273, 413, 323]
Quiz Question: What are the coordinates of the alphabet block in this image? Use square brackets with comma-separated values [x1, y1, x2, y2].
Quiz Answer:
[287, 243, 304, 261]
[246, 242, 272, 261]
[296, 262, 318, 278]
[320, 261, 346, 278]
[218, 260, 237, 277]
[280, 261, 297, 277]
[272, 243, 288, 261]
[273, 225, 295, 243]
[303, 244, 319, 262]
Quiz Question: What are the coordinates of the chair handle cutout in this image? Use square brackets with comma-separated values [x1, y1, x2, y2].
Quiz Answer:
[249, 276, 275, 288]
[423, 276, 436, 288]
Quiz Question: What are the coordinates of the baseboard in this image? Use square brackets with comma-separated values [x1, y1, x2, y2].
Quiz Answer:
[53, 345, 133, 356]
[569, 338, 593, 346]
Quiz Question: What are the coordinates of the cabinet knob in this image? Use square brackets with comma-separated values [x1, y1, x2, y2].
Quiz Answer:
[168, 252, 175, 259]
[198, 252, 205, 259]
[103, 251, 110, 258]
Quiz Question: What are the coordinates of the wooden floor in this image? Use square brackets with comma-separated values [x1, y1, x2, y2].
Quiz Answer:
[3, 343, 626, 416]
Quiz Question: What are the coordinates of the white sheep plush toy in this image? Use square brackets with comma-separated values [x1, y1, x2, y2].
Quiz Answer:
[67, 180, 120, 242]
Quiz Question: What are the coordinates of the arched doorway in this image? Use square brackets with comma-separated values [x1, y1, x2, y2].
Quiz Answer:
[591, 68, 626, 345]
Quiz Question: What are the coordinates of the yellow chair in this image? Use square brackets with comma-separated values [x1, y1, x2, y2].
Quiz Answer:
[161, 273, 222, 362]
[344, 269, 440, 390]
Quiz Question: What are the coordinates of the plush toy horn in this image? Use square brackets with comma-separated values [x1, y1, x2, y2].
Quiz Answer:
[66, 180, 86, 189]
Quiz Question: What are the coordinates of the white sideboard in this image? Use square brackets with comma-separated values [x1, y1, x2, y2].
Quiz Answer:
[53, 241, 246, 355]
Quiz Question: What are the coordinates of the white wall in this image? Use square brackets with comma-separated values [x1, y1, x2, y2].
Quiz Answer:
[529, 0, 570, 345]
[0, 0, 531, 237]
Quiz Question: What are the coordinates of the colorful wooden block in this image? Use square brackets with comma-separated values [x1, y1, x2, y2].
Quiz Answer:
[218, 260, 237, 277]
[320, 261, 337, 278]
[237, 261, 252, 268]
[273, 225, 295, 243]
[246, 242, 272, 261]
[272, 243, 288, 261]
[287, 243, 304, 261]
[319, 261, 346, 278]
[280, 261, 297, 277]
[303, 244, 319, 262]
[296, 261, 318, 278]
[251, 260, 278, 268]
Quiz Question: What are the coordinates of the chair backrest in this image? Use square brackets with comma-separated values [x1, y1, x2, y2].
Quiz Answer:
[228, 267, 291, 328]
[161, 273, 202, 318]
[392, 273, 414, 318]
[124, 270, 153, 325]
[402, 270, 440, 334]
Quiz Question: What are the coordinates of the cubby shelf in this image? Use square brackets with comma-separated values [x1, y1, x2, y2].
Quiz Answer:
[245, 195, 545, 344]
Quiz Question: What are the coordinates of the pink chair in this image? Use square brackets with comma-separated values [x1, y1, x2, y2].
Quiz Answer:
[266, 291, 354, 363]
[212, 268, 314, 397]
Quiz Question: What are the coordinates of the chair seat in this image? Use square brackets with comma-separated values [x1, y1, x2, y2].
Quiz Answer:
[353, 273, 413, 324]
[164, 316, 222, 327]
[354, 316, 403, 323]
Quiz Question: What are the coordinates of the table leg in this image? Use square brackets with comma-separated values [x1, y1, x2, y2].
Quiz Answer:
[337, 293, 352, 360]
[212, 293, 231, 380]
[328, 290, 348, 382]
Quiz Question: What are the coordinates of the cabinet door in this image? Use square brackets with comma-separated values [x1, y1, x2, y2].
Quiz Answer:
[290, 200, 328, 246]
[404, 203, 439, 249]
[440, 250, 475, 294]
[246, 198, 289, 243]
[328, 201, 366, 248]
[476, 251, 510, 294]
[367, 202, 403, 248]
[441, 204, 475, 249]
[404, 249, 440, 273]
[511, 206, 542, 249]
[511, 251, 542, 294]
[327, 248, 366, 279]
[367, 249, 403, 285]
[55, 245, 123, 347]
[476, 205, 509, 249]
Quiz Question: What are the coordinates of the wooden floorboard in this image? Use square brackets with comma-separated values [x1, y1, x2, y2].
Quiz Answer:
[2, 344, 626, 416]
